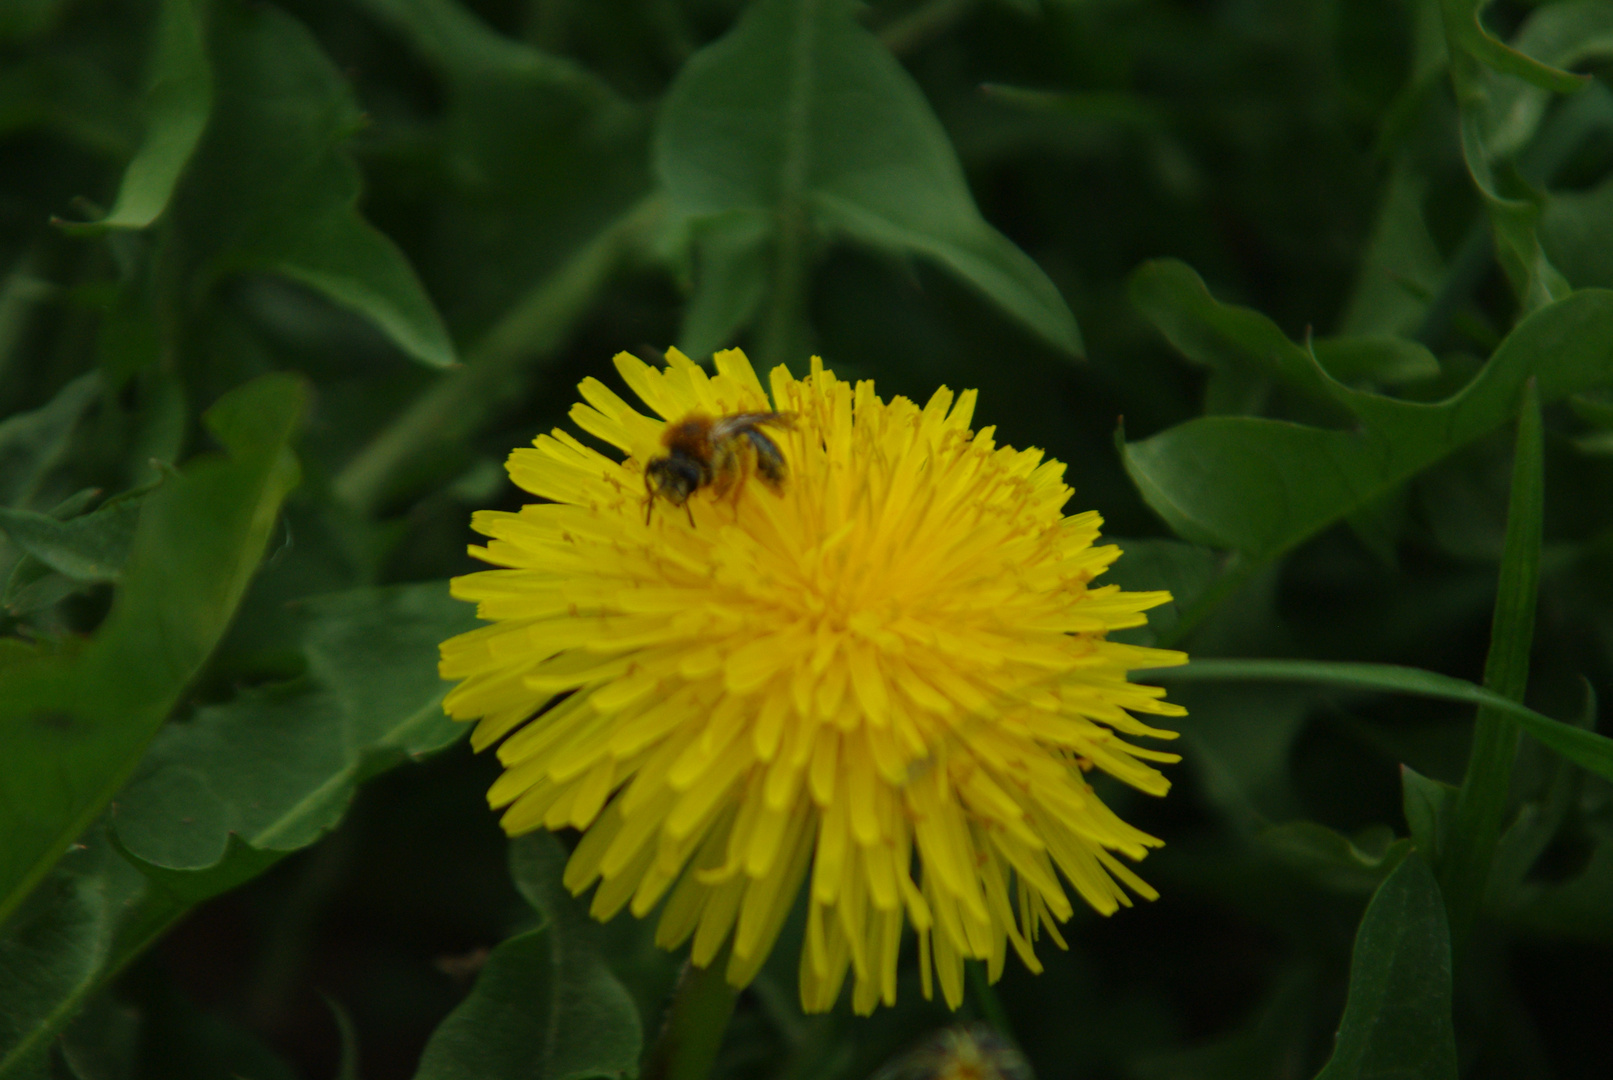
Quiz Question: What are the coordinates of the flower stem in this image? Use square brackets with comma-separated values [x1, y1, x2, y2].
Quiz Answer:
[643, 957, 740, 1080]
[966, 961, 1016, 1042]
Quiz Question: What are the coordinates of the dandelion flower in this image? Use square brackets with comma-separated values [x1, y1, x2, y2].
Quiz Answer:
[439, 348, 1187, 1014]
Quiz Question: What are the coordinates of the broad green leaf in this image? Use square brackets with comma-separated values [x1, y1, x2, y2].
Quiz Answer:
[1128, 259, 1339, 408]
[111, 582, 479, 869]
[349, 0, 620, 107]
[0, 498, 141, 583]
[1479, 0, 1613, 158]
[0, 584, 474, 1070]
[677, 210, 772, 362]
[414, 833, 642, 1080]
[56, 0, 210, 233]
[1313, 852, 1456, 1080]
[1259, 822, 1411, 894]
[1141, 659, 1613, 788]
[1123, 284, 1613, 562]
[0, 374, 305, 929]
[1101, 537, 1222, 646]
[655, 0, 1080, 361]
[2, 560, 82, 617]
[1437, 0, 1589, 95]
[343, 0, 648, 342]
[1457, 110, 1569, 313]
[1311, 339, 1440, 388]
[1441, 380, 1542, 946]
[0, 373, 98, 509]
[1129, 260, 1439, 416]
[1338, 164, 1444, 338]
[0, 838, 145, 1080]
[58, 991, 140, 1080]
[167, 2, 454, 369]
[1542, 155, 1613, 290]
[1436, 0, 1589, 312]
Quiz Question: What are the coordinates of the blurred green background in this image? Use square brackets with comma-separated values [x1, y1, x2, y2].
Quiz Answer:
[4, 1, 1613, 1078]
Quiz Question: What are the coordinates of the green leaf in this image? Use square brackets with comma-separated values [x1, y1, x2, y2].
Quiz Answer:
[1313, 851, 1457, 1080]
[0, 373, 99, 510]
[331, 195, 664, 517]
[0, 498, 142, 583]
[1478, 0, 1613, 158]
[1441, 380, 1542, 947]
[413, 833, 642, 1080]
[1543, 162, 1613, 290]
[1438, 0, 1590, 95]
[0, 373, 305, 929]
[349, 0, 620, 107]
[111, 582, 479, 870]
[1400, 765, 1458, 867]
[2, 560, 83, 618]
[325, 996, 362, 1080]
[1487, 682, 1597, 912]
[1129, 260, 1441, 417]
[0, 583, 474, 1070]
[55, 0, 210, 234]
[58, 989, 140, 1080]
[1457, 110, 1569, 313]
[676, 210, 772, 362]
[1129, 260, 1338, 404]
[1123, 282, 1613, 561]
[0, 838, 145, 1080]
[1434, 0, 1595, 312]
[1100, 537, 1223, 646]
[1338, 164, 1445, 338]
[1140, 659, 1613, 788]
[655, 0, 1080, 360]
[167, 2, 454, 368]
[1310, 338, 1440, 388]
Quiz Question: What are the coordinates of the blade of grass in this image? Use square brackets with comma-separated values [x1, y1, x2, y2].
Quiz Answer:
[1442, 378, 1542, 947]
[1134, 658, 1612, 784]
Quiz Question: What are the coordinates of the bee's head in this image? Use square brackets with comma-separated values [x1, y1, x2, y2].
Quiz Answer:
[644, 454, 702, 507]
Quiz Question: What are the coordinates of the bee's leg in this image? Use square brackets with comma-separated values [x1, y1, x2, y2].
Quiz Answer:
[710, 441, 739, 501]
[644, 477, 655, 525]
[731, 445, 751, 514]
[747, 430, 787, 490]
[685, 502, 696, 528]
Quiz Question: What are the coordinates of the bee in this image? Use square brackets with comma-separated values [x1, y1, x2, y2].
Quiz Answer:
[870, 1025, 1033, 1080]
[644, 411, 794, 523]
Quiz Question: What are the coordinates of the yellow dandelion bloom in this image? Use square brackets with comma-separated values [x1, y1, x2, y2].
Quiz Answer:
[439, 347, 1187, 1015]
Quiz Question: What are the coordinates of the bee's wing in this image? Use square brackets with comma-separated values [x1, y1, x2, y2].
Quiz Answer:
[707, 412, 786, 440]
